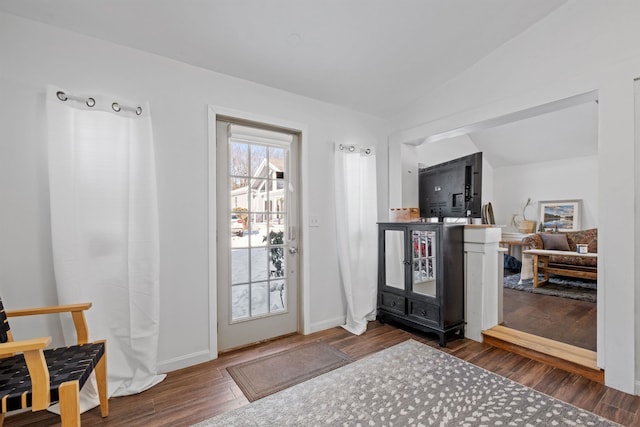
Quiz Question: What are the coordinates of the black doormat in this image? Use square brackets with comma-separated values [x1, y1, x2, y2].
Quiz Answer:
[227, 341, 353, 402]
[504, 273, 596, 303]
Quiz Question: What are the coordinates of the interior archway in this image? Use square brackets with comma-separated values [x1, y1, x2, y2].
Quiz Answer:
[404, 92, 599, 353]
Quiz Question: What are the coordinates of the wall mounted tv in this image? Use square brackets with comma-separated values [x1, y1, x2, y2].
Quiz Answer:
[418, 152, 482, 220]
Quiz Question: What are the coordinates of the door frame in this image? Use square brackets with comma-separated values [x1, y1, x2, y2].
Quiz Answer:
[207, 105, 310, 360]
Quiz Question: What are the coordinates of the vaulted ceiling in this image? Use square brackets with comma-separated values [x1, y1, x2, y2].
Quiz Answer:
[0, 0, 567, 118]
[2, 1, 589, 166]
[468, 100, 598, 168]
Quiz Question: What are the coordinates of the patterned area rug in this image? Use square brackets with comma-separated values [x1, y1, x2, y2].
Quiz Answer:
[227, 341, 352, 402]
[504, 273, 597, 303]
[193, 340, 617, 426]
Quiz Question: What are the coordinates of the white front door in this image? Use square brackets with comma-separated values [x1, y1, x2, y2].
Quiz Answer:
[216, 119, 299, 351]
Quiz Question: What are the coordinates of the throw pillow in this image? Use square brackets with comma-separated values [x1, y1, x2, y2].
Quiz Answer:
[541, 233, 570, 251]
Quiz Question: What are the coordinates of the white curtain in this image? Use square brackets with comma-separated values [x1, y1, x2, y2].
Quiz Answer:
[334, 144, 378, 335]
[46, 87, 165, 403]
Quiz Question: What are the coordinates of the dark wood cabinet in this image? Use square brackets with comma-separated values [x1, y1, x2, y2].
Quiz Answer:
[377, 222, 465, 346]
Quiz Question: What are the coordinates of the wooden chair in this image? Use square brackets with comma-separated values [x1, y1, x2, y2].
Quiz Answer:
[0, 297, 108, 426]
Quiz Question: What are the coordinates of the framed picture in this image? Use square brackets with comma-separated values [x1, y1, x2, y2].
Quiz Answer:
[538, 200, 582, 232]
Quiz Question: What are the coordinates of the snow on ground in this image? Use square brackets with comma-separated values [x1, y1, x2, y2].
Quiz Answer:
[229, 222, 286, 320]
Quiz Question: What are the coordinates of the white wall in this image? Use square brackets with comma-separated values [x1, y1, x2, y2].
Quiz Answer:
[493, 155, 598, 230]
[0, 12, 389, 371]
[399, 144, 418, 210]
[390, 0, 639, 393]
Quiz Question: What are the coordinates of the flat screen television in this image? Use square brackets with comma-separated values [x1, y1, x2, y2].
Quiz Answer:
[418, 152, 482, 220]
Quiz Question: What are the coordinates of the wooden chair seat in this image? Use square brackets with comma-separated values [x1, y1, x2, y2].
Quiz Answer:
[0, 342, 105, 413]
[0, 297, 108, 426]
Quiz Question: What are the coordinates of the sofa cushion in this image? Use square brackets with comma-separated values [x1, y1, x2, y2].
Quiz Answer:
[549, 253, 597, 268]
[564, 228, 598, 253]
[541, 233, 571, 251]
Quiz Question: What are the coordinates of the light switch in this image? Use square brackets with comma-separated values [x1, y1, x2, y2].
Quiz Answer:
[309, 215, 320, 227]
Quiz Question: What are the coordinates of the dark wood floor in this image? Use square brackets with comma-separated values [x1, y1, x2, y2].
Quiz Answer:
[5, 321, 638, 426]
[502, 286, 597, 350]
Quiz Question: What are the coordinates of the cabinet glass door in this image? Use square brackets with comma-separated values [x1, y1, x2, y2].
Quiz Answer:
[411, 229, 437, 297]
[384, 229, 405, 290]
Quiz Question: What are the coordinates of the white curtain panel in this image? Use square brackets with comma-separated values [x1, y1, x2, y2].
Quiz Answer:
[46, 87, 165, 401]
[334, 144, 378, 335]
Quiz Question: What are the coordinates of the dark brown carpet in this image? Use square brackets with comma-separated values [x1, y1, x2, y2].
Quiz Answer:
[227, 341, 353, 401]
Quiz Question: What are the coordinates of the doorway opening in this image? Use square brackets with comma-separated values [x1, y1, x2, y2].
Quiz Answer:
[412, 93, 599, 355]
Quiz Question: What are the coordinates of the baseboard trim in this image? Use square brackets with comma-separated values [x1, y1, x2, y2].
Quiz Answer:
[308, 316, 346, 334]
[636, 380, 640, 396]
[157, 316, 348, 372]
[157, 349, 212, 373]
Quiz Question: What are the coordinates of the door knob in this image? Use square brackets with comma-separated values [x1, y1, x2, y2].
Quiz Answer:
[289, 246, 298, 254]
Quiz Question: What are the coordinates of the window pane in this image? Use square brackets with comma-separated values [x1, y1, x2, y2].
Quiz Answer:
[230, 213, 245, 239]
[231, 284, 249, 320]
[230, 178, 249, 212]
[250, 180, 268, 213]
[267, 213, 286, 233]
[251, 282, 269, 316]
[250, 145, 267, 177]
[269, 147, 286, 174]
[268, 245, 285, 279]
[231, 249, 249, 284]
[250, 218, 268, 248]
[270, 280, 286, 312]
[229, 142, 249, 178]
[251, 247, 269, 282]
[270, 183, 285, 215]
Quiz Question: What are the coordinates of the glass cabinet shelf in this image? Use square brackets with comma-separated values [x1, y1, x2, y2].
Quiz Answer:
[412, 230, 437, 297]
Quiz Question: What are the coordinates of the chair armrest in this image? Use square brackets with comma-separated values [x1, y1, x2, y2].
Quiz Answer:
[0, 336, 52, 355]
[0, 337, 52, 411]
[5, 303, 92, 317]
[6, 303, 92, 345]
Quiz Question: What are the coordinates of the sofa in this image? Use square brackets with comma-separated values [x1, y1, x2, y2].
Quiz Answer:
[522, 228, 597, 268]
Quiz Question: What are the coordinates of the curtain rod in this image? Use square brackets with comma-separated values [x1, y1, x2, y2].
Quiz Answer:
[337, 143, 373, 155]
[56, 90, 142, 115]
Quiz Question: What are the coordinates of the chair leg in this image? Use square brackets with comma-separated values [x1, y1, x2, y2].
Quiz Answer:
[59, 380, 80, 427]
[0, 412, 5, 427]
[95, 352, 109, 417]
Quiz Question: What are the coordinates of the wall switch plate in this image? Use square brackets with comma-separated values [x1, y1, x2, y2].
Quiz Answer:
[309, 215, 320, 227]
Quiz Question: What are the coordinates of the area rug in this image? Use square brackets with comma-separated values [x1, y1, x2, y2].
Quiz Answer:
[194, 340, 618, 426]
[504, 273, 597, 303]
[227, 341, 353, 402]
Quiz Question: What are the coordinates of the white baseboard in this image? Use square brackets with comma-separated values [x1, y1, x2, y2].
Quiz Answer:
[307, 316, 346, 334]
[157, 349, 212, 373]
[157, 317, 348, 372]
[635, 380, 640, 396]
